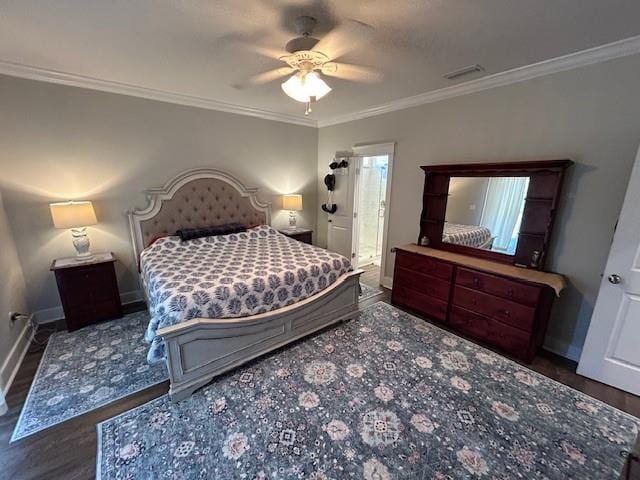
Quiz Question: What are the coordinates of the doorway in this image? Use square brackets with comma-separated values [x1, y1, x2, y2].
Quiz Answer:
[352, 143, 394, 287]
[356, 155, 388, 270]
[326, 143, 395, 288]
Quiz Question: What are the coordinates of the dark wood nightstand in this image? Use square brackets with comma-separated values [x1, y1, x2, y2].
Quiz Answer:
[279, 228, 313, 245]
[50, 252, 123, 331]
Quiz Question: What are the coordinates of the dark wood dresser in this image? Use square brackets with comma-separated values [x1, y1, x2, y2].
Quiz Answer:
[392, 245, 565, 362]
[51, 252, 123, 331]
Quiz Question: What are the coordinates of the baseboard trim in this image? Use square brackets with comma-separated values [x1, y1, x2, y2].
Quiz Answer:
[0, 320, 34, 398]
[34, 290, 144, 324]
[543, 336, 582, 362]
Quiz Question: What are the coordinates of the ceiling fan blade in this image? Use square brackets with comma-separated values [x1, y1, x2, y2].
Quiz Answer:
[321, 63, 383, 83]
[250, 45, 289, 60]
[234, 67, 295, 89]
[312, 20, 375, 61]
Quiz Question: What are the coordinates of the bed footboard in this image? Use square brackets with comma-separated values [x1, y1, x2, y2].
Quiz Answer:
[157, 270, 363, 402]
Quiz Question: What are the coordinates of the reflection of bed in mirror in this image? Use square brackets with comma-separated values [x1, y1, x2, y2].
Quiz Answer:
[442, 223, 493, 249]
[443, 176, 529, 255]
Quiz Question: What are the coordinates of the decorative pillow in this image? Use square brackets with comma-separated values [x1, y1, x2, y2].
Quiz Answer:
[176, 223, 246, 241]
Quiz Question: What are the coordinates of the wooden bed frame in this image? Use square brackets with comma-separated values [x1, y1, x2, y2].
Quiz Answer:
[128, 168, 362, 401]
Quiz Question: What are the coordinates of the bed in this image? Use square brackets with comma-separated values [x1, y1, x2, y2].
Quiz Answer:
[442, 223, 493, 249]
[128, 168, 362, 401]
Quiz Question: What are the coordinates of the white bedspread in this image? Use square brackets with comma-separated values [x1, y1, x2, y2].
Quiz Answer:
[140, 225, 352, 362]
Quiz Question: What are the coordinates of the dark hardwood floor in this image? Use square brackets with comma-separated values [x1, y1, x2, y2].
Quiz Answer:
[360, 263, 381, 287]
[1, 293, 638, 480]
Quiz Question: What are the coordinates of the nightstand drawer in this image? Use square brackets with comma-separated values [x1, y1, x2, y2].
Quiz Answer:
[57, 264, 116, 306]
[51, 253, 123, 331]
[279, 229, 313, 245]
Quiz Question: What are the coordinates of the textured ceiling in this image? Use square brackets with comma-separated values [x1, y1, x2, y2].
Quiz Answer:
[1, 0, 640, 123]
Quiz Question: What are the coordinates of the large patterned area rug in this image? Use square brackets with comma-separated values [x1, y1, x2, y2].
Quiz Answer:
[360, 282, 383, 301]
[97, 302, 639, 479]
[12, 311, 168, 442]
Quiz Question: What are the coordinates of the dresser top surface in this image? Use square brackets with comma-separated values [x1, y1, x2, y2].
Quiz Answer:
[396, 244, 566, 295]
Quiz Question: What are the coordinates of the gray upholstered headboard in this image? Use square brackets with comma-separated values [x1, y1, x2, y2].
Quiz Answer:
[127, 168, 271, 261]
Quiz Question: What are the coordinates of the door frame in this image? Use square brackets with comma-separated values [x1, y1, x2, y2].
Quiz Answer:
[351, 142, 395, 286]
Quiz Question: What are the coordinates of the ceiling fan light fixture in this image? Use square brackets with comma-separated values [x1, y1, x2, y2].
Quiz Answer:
[281, 71, 331, 103]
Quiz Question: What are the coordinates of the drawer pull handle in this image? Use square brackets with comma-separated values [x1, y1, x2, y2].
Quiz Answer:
[507, 288, 514, 297]
[473, 278, 480, 285]
[499, 309, 510, 317]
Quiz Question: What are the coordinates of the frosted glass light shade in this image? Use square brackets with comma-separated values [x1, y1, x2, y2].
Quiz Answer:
[50, 201, 97, 229]
[282, 194, 303, 211]
[281, 72, 331, 103]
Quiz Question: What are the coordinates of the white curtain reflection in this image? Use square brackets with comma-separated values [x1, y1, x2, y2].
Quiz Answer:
[0, 389, 7, 416]
[480, 177, 530, 253]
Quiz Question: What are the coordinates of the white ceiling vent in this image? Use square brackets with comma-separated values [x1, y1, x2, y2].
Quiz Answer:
[443, 64, 485, 80]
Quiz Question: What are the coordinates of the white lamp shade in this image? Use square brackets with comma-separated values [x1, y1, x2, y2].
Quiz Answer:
[282, 194, 303, 211]
[281, 72, 331, 103]
[50, 201, 97, 229]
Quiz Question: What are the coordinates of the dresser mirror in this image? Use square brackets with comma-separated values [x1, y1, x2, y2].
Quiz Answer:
[420, 160, 573, 270]
[443, 176, 530, 255]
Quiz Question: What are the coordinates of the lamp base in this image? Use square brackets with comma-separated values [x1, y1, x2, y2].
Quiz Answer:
[288, 211, 298, 229]
[71, 227, 93, 258]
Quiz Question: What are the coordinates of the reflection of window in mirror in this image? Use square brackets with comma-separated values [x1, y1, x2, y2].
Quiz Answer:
[443, 176, 530, 255]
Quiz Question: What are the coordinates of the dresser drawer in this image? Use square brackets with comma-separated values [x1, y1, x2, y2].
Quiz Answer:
[449, 306, 490, 341]
[392, 285, 448, 322]
[394, 266, 451, 301]
[487, 319, 531, 357]
[396, 250, 453, 281]
[456, 268, 541, 307]
[452, 285, 536, 332]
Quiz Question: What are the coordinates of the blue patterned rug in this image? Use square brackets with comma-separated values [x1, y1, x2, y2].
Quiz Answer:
[97, 302, 638, 479]
[360, 282, 383, 301]
[11, 311, 168, 442]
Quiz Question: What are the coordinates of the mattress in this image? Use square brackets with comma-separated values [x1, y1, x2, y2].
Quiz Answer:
[442, 223, 492, 249]
[140, 225, 352, 362]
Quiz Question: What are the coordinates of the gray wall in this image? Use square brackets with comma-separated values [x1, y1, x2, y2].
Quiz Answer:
[445, 177, 490, 226]
[0, 190, 29, 395]
[0, 75, 318, 318]
[317, 54, 640, 360]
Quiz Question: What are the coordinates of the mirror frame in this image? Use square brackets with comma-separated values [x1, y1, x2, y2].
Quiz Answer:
[419, 159, 573, 270]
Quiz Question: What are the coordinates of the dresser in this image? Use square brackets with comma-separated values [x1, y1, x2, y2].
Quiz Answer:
[51, 252, 123, 331]
[391, 245, 565, 362]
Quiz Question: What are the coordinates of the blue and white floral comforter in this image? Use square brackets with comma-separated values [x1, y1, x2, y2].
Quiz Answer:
[140, 225, 352, 362]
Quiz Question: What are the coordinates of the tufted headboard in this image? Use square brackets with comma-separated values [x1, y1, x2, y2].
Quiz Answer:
[127, 168, 271, 261]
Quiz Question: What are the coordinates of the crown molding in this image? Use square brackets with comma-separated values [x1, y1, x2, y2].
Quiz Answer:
[0, 60, 317, 128]
[317, 34, 640, 127]
[2, 34, 639, 130]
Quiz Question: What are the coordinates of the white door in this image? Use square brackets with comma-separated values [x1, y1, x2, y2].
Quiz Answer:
[327, 154, 357, 260]
[577, 144, 640, 395]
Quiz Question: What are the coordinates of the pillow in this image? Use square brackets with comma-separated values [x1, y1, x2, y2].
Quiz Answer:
[176, 223, 246, 241]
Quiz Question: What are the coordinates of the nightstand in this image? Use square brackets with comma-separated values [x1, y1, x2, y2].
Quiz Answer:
[50, 252, 123, 331]
[279, 228, 313, 245]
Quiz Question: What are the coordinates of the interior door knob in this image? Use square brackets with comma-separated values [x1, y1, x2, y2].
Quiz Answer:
[608, 274, 622, 285]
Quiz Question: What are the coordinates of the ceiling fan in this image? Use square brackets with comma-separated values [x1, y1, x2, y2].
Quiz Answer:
[239, 15, 381, 115]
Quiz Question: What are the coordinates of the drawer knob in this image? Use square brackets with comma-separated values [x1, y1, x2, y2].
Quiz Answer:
[507, 288, 514, 297]
[473, 278, 480, 285]
[500, 309, 510, 317]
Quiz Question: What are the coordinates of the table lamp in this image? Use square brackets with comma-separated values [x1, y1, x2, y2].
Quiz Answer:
[50, 201, 98, 258]
[282, 194, 303, 229]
